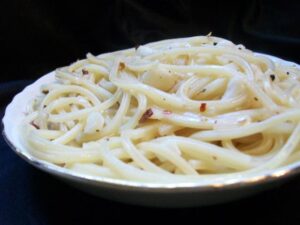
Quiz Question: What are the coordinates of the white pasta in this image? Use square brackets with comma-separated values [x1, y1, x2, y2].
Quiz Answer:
[19, 35, 300, 183]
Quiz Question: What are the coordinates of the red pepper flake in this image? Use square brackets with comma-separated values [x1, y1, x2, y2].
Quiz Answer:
[118, 62, 125, 71]
[30, 121, 40, 129]
[82, 69, 89, 75]
[199, 103, 207, 112]
[139, 108, 153, 123]
[163, 110, 172, 115]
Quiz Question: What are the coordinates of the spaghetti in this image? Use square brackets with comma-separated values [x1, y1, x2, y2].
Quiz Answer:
[19, 35, 300, 183]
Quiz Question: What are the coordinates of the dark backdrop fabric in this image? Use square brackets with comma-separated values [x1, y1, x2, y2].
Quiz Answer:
[1, 0, 300, 224]
[1, 0, 300, 83]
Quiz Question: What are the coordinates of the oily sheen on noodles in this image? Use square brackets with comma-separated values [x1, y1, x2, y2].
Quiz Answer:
[19, 35, 300, 184]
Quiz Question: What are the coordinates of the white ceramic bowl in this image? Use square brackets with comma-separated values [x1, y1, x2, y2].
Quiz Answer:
[3, 54, 300, 207]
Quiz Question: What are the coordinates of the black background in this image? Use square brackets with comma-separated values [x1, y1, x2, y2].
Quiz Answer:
[1, 0, 300, 224]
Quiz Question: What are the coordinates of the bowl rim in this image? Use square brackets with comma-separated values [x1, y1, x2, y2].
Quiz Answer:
[2, 52, 300, 193]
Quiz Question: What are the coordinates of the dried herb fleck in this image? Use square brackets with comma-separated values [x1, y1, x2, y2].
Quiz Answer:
[118, 62, 125, 71]
[270, 74, 275, 81]
[30, 121, 40, 129]
[82, 69, 89, 75]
